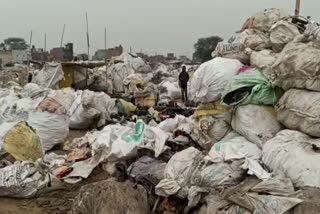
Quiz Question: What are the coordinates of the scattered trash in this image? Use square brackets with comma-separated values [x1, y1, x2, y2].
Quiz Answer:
[128, 156, 166, 185]
[0, 7, 319, 214]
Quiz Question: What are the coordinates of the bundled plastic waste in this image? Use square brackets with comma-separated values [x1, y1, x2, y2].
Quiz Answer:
[28, 89, 75, 151]
[190, 57, 243, 103]
[69, 90, 118, 129]
[231, 105, 283, 148]
[271, 35, 320, 91]
[32, 63, 64, 89]
[263, 130, 320, 188]
[221, 68, 284, 107]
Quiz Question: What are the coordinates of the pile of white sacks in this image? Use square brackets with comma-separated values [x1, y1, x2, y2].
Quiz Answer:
[153, 8, 320, 214]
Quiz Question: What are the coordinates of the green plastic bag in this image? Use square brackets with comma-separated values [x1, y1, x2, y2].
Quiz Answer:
[221, 69, 284, 107]
[116, 99, 137, 116]
[122, 121, 146, 143]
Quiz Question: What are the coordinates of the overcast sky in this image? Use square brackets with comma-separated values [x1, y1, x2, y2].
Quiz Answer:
[0, 0, 318, 57]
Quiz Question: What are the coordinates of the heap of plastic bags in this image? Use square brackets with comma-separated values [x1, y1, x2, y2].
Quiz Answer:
[1, 7, 320, 214]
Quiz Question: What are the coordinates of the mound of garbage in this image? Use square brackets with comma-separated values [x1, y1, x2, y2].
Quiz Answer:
[1, 7, 320, 214]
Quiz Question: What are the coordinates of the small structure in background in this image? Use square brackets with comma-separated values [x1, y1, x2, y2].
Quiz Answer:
[76, 53, 89, 61]
[31, 46, 50, 62]
[0, 37, 30, 65]
[92, 45, 123, 60]
[50, 43, 74, 62]
[166, 53, 176, 61]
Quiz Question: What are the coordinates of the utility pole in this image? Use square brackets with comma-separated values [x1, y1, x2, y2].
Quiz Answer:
[86, 13, 90, 60]
[29, 30, 33, 50]
[60, 24, 66, 48]
[28, 30, 33, 67]
[104, 27, 107, 64]
[44, 33, 47, 52]
[295, 0, 301, 16]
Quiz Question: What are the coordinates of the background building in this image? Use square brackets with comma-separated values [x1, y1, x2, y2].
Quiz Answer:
[93, 45, 123, 60]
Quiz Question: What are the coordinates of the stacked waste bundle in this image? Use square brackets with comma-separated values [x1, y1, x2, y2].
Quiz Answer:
[170, 8, 320, 214]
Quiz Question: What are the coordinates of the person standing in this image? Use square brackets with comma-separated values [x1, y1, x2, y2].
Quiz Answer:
[179, 66, 189, 104]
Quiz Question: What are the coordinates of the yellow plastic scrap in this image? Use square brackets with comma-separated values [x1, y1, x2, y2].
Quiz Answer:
[119, 99, 137, 115]
[3, 122, 43, 161]
[130, 80, 144, 87]
[189, 71, 194, 79]
[194, 101, 230, 118]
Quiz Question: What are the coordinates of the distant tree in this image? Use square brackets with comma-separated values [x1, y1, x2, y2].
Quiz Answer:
[4, 37, 28, 50]
[193, 36, 223, 63]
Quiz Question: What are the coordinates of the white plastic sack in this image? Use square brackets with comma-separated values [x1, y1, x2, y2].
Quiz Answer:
[158, 80, 181, 104]
[205, 132, 262, 163]
[241, 29, 271, 51]
[69, 105, 100, 129]
[156, 147, 247, 207]
[32, 63, 64, 89]
[46, 88, 75, 113]
[87, 67, 108, 92]
[0, 87, 42, 124]
[270, 20, 300, 52]
[157, 115, 188, 133]
[263, 130, 320, 188]
[155, 147, 205, 198]
[117, 52, 151, 74]
[109, 63, 134, 93]
[0, 161, 50, 198]
[192, 114, 232, 150]
[69, 90, 117, 129]
[0, 93, 32, 123]
[271, 35, 320, 91]
[201, 174, 302, 214]
[23, 83, 49, 99]
[241, 8, 288, 32]
[153, 63, 171, 83]
[231, 105, 283, 149]
[81, 120, 169, 162]
[276, 89, 320, 137]
[250, 50, 277, 78]
[28, 111, 69, 151]
[213, 30, 269, 64]
[204, 131, 270, 180]
[190, 57, 243, 103]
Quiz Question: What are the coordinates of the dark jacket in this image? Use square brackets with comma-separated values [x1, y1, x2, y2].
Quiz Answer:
[179, 71, 189, 88]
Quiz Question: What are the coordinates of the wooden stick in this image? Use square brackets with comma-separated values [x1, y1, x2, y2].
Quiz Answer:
[295, 0, 301, 16]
